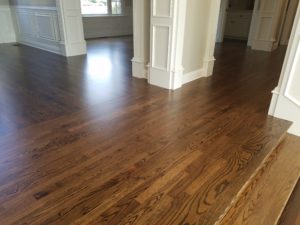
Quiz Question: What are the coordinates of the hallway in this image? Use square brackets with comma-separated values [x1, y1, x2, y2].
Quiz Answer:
[0, 38, 299, 224]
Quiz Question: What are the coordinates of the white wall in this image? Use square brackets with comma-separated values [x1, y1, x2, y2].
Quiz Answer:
[82, 0, 133, 39]
[0, 0, 16, 43]
[182, 0, 220, 84]
[182, 0, 209, 75]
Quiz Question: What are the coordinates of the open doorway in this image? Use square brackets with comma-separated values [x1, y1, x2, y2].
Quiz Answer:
[217, 0, 255, 45]
[216, 0, 299, 49]
[77, 0, 136, 82]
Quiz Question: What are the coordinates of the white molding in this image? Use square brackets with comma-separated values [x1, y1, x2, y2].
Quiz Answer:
[11, 5, 63, 55]
[132, 58, 148, 79]
[203, 57, 216, 77]
[18, 38, 62, 55]
[268, 87, 280, 116]
[151, 24, 171, 71]
[183, 69, 205, 85]
[284, 37, 300, 107]
[12, 6, 57, 11]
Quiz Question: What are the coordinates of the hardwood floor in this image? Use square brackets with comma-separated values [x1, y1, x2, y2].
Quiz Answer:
[0, 38, 296, 225]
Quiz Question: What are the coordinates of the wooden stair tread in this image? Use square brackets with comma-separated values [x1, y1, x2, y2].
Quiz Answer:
[218, 134, 300, 225]
[278, 179, 300, 225]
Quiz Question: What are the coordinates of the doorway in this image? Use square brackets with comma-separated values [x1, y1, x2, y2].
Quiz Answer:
[217, 0, 255, 45]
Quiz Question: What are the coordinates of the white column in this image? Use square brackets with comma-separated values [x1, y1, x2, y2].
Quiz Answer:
[269, 3, 300, 136]
[56, 0, 87, 57]
[203, 0, 221, 76]
[148, 0, 187, 90]
[132, 0, 150, 79]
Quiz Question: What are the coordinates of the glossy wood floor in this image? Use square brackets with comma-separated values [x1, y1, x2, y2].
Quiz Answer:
[0, 38, 295, 225]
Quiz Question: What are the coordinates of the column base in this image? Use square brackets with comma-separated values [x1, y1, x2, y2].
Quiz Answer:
[132, 58, 148, 79]
[203, 57, 216, 77]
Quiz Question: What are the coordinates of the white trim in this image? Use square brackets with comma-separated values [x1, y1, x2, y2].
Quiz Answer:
[183, 69, 205, 85]
[18, 39, 62, 55]
[203, 57, 216, 77]
[132, 58, 148, 79]
[12, 6, 57, 11]
[268, 87, 280, 116]
[285, 37, 300, 107]
[10, 5, 63, 54]
[82, 14, 126, 18]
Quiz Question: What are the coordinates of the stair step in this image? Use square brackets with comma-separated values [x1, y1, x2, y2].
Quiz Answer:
[161, 117, 292, 225]
[278, 179, 300, 225]
[217, 134, 300, 225]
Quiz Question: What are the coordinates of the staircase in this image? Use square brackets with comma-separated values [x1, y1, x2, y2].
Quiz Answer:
[212, 119, 300, 225]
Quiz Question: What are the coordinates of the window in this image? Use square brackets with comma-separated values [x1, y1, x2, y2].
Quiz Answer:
[81, 0, 123, 16]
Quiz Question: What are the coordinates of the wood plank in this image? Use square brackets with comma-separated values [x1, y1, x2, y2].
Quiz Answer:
[218, 134, 300, 225]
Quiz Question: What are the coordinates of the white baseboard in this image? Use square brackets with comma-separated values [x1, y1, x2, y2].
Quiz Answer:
[203, 57, 216, 77]
[63, 41, 87, 57]
[183, 69, 205, 85]
[19, 37, 62, 55]
[268, 87, 280, 116]
[132, 58, 148, 79]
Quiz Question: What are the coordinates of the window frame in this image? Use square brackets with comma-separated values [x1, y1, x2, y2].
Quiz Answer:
[81, 0, 125, 17]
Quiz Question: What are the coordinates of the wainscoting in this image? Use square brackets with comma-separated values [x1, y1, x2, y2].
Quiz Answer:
[11, 6, 63, 55]
[0, 6, 16, 43]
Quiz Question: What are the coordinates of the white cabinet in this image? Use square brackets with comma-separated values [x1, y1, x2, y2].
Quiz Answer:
[224, 10, 253, 40]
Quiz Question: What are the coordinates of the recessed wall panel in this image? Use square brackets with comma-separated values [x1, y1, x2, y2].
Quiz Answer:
[153, 0, 171, 17]
[152, 25, 170, 70]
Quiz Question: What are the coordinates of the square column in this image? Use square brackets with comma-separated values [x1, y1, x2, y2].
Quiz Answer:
[56, 0, 87, 57]
[148, 0, 187, 90]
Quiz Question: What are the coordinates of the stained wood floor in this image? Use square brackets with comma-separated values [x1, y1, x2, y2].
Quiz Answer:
[0, 38, 295, 224]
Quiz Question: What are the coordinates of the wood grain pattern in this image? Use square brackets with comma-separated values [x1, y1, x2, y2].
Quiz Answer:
[278, 180, 300, 225]
[0, 38, 295, 225]
[218, 134, 300, 225]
